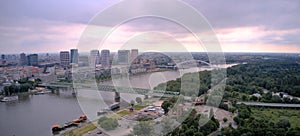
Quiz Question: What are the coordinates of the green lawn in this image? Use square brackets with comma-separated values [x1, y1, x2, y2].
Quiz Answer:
[251, 108, 300, 128]
[116, 110, 132, 117]
[114, 103, 148, 117]
[61, 122, 97, 136]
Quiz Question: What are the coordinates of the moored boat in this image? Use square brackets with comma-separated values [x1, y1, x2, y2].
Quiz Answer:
[64, 121, 76, 128]
[110, 102, 120, 110]
[79, 114, 87, 120]
[1, 96, 18, 102]
[52, 124, 64, 132]
[34, 91, 45, 95]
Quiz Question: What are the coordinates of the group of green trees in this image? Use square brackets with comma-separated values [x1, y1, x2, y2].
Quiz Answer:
[98, 116, 119, 131]
[153, 59, 300, 135]
[2, 78, 41, 96]
[155, 70, 211, 96]
[160, 96, 219, 136]
[222, 105, 300, 136]
[156, 60, 300, 101]
[169, 109, 220, 136]
[128, 108, 219, 136]
[95, 74, 111, 82]
[226, 60, 300, 96]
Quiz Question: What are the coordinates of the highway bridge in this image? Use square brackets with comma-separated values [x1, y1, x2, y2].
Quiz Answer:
[39, 82, 180, 97]
[237, 102, 300, 109]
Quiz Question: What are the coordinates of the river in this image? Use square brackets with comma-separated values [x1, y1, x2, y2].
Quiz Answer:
[0, 64, 236, 136]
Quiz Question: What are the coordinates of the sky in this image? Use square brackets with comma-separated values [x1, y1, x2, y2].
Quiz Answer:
[0, 0, 300, 54]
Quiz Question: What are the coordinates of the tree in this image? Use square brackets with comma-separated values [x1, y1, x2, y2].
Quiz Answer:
[276, 119, 291, 130]
[291, 98, 300, 104]
[223, 118, 228, 123]
[287, 127, 300, 136]
[219, 102, 229, 111]
[250, 96, 258, 101]
[98, 116, 118, 130]
[135, 97, 142, 103]
[132, 122, 154, 136]
[283, 97, 291, 103]
[209, 108, 214, 118]
[130, 100, 135, 106]
[271, 95, 282, 103]
[161, 100, 172, 114]
[242, 95, 248, 101]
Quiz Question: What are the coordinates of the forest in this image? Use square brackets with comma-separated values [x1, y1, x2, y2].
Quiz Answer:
[155, 59, 300, 98]
[222, 104, 300, 136]
[156, 58, 300, 135]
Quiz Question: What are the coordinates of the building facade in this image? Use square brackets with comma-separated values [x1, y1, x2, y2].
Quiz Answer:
[118, 50, 130, 64]
[70, 49, 79, 64]
[101, 50, 110, 67]
[79, 56, 89, 67]
[89, 50, 100, 67]
[130, 49, 138, 64]
[20, 53, 27, 66]
[60, 51, 70, 68]
[27, 54, 38, 66]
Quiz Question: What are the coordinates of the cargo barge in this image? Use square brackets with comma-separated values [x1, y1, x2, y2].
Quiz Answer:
[52, 114, 87, 132]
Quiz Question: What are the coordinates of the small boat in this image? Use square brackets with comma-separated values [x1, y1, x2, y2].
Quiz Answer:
[1, 96, 18, 102]
[64, 121, 76, 128]
[34, 91, 45, 95]
[97, 109, 108, 116]
[110, 102, 120, 110]
[79, 114, 87, 120]
[52, 124, 64, 132]
[73, 118, 85, 123]
[73, 119, 80, 123]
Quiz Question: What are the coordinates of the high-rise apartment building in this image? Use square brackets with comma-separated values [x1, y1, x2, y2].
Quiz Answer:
[27, 54, 38, 66]
[118, 50, 130, 64]
[70, 49, 79, 64]
[60, 51, 70, 68]
[20, 53, 27, 66]
[79, 56, 89, 67]
[101, 50, 110, 67]
[90, 50, 100, 67]
[130, 49, 138, 63]
[1, 54, 5, 60]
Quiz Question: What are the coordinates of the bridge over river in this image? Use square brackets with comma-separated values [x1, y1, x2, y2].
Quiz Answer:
[39, 82, 180, 98]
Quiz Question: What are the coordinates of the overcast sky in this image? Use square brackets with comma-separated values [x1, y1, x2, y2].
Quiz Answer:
[0, 0, 300, 54]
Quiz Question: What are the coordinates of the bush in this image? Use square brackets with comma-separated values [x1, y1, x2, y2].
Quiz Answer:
[98, 117, 119, 130]
[223, 118, 228, 122]
[135, 97, 142, 103]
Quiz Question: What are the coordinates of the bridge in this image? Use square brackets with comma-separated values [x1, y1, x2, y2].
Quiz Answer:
[237, 102, 300, 109]
[176, 60, 211, 69]
[39, 82, 180, 98]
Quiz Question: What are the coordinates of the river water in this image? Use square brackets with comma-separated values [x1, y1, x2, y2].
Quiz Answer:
[0, 64, 235, 136]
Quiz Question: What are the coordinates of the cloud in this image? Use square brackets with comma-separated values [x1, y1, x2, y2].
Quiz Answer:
[0, 0, 300, 53]
[0, 18, 86, 53]
[186, 0, 300, 30]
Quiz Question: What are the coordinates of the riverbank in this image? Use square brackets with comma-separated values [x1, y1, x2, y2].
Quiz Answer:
[61, 122, 97, 136]
[60, 99, 157, 136]
[0, 87, 47, 101]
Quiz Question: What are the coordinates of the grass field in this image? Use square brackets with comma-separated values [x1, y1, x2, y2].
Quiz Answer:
[61, 100, 152, 136]
[113, 102, 148, 117]
[251, 108, 300, 128]
[61, 122, 97, 136]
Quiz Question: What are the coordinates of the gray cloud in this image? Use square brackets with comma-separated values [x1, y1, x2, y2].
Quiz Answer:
[185, 0, 300, 30]
[0, 0, 300, 53]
